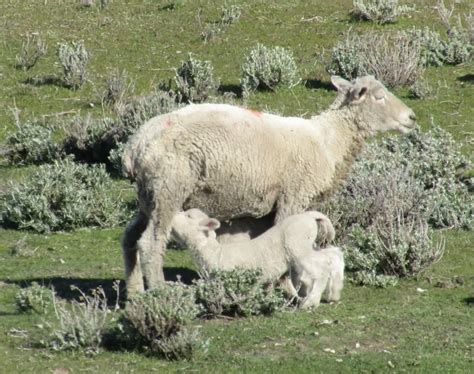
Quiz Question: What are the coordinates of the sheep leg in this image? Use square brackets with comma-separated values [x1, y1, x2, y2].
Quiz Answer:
[326, 268, 344, 302]
[300, 274, 326, 309]
[122, 212, 148, 296]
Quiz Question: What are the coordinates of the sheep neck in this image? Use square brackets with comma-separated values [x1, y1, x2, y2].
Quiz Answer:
[186, 235, 221, 270]
[313, 106, 369, 200]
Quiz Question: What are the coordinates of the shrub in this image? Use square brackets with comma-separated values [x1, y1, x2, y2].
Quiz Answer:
[9, 236, 36, 257]
[41, 285, 116, 355]
[57, 41, 89, 89]
[200, 5, 242, 42]
[194, 268, 286, 318]
[409, 78, 433, 100]
[320, 126, 471, 286]
[117, 89, 181, 134]
[241, 44, 300, 95]
[4, 120, 62, 165]
[62, 115, 124, 165]
[120, 282, 205, 360]
[175, 54, 219, 103]
[0, 158, 130, 232]
[15, 282, 55, 314]
[102, 68, 135, 107]
[327, 31, 424, 87]
[15, 34, 47, 71]
[351, 0, 414, 24]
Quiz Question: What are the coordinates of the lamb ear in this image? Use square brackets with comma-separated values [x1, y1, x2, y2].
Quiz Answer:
[331, 75, 352, 93]
[199, 218, 221, 231]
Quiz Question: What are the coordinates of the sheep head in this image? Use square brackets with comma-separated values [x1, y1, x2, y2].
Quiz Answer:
[331, 75, 416, 135]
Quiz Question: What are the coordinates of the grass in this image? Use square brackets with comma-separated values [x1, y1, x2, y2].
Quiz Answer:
[0, 0, 472, 371]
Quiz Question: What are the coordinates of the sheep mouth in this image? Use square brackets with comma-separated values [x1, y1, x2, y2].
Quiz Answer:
[398, 120, 416, 134]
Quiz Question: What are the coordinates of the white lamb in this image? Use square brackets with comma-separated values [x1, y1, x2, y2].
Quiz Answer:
[122, 75, 416, 294]
[171, 209, 344, 309]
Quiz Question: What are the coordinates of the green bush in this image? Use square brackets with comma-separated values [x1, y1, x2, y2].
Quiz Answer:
[15, 34, 47, 71]
[62, 115, 124, 165]
[120, 282, 205, 360]
[41, 286, 116, 355]
[194, 268, 286, 318]
[102, 68, 135, 106]
[15, 282, 55, 314]
[327, 31, 424, 87]
[117, 89, 181, 134]
[0, 158, 130, 232]
[175, 54, 219, 103]
[5, 120, 62, 165]
[241, 44, 300, 95]
[351, 0, 414, 24]
[57, 40, 89, 89]
[321, 126, 471, 286]
[200, 5, 241, 42]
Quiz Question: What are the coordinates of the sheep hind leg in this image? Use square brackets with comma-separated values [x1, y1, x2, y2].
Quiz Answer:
[122, 212, 148, 296]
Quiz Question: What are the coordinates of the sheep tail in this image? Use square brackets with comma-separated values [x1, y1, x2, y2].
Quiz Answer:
[307, 211, 336, 243]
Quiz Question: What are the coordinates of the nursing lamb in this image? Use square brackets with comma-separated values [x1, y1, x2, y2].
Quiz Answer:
[122, 75, 416, 294]
[171, 209, 343, 308]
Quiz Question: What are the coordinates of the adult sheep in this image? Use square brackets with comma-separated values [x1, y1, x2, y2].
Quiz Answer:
[122, 75, 416, 295]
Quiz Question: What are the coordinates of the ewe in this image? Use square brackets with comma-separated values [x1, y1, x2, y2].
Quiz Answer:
[171, 209, 343, 309]
[122, 75, 416, 294]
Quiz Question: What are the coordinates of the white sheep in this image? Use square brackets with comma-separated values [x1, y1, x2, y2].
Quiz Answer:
[121, 75, 416, 295]
[171, 209, 343, 308]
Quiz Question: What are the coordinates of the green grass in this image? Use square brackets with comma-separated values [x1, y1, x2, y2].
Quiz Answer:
[0, 0, 473, 372]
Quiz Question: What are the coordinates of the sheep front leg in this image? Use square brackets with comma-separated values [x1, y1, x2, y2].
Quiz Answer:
[327, 268, 344, 302]
[299, 274, 326, 309]
[122, 212, 148, 296]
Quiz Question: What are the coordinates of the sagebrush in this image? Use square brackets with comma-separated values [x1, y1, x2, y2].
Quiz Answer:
[15, 34, 47, 71]
[321, 126, 471, 286]
[327, 31, 424, 87]
[57, 40, 89, 89]
[351, 0, 414, 24]
[5, 120, 62, 165]
[241, 44, 300, 94]
[41, 285, 117, 355]
[175, 54, 219, 102]
[119, 282, 205, 360]
[194, 268, 286, 318]
[15, 282, 55, 314]
[0, 158, 130, 232]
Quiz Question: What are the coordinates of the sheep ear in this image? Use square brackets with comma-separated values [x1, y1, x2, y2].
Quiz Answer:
[199, 218, 221, 231]
[331, 75, 352, 93]
[348, 84, 369, 104]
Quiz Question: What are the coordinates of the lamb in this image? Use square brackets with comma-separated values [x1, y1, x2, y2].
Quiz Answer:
[171, 209, 343, 308]
[121, 75, 416, 295]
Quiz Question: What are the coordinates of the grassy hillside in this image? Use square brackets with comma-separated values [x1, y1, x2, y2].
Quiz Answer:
[0, 1, 472, 372]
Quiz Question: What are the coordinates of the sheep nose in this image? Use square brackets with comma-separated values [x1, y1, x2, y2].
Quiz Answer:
[409, 113, 416, 122]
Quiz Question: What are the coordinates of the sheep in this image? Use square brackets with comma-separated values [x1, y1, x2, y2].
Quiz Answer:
[121, 75, 416, 295]
[171, 208, 343, 308]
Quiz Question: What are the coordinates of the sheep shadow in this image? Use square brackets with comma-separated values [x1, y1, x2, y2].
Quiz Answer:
[4, 267, 199, 307]
[304, 79, 334, 91]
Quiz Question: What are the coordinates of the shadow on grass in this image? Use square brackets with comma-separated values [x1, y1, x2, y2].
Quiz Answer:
[304, 79, 334, 91]
[463, 297, 474, 306]
[3, 267, 199, 306]
[218, 83, 243, 99]
[457, 74, 474, 84]
[23, 74, 66, 88]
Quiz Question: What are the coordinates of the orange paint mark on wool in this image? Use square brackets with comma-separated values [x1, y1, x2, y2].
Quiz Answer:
[242, 107, 263, 118]
[164, 118, 173, 128]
